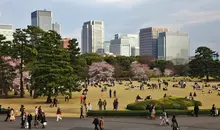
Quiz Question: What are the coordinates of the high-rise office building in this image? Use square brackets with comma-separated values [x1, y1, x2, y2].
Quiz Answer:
[81, 20, 104, 53]
[31, 10, 52, 31]
[104, 41, 111, 53]
[139, 27, 168, 58]
[0, 24, 13, 41]
[110, 34, 139, 56]
[158, 32, 190, 64]
[52, 22, 61, 34]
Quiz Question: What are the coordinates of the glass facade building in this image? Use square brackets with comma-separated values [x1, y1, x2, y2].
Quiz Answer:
[158, 32, 190, 64]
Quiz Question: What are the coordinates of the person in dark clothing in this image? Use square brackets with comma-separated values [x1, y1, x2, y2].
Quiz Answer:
[21, 112, 26, 129]
[37, 106, 42, 121]
[80, 105, 84, 119]
[194, 104, 199, 117]
[211, 104, 216, 116]
[41, 113, 46, 129]
[4, 107, 11, 122]
[92, 117, 99, 130]
[20, 105, 25, 116]
[109, 89, 112, 98]
[27, 113, 33, 129]
[171, 115, 179, 130]
[113, 90, 116, 98]
[53, 97, 58, 107]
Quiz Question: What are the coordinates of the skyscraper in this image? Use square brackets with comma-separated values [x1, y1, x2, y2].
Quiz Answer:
[110, 34, 139, 56]
[139, 27, 168, 58]
[81, 20, 104, 53]
[52, 22, 61, 34]
[0, 24, 13, 41]
[31, 10, 52, 31]
[158, 32, 190, 64]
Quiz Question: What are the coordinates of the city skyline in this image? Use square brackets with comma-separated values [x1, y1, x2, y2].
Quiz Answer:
[0, 0, 220, 55]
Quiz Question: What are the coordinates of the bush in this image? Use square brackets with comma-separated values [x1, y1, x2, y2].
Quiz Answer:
[126, 97, 202, 110]
[87, 109, 219, 117]
[0, 108, 8, 114]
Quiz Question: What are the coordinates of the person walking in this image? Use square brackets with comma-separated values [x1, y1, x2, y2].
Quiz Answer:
[80, 105, 84, 119]
[171, 115, 179, 130]
[9, 108, 15, 122]
[41, 112, 47, 129]
[21, 112, 26, 129]
[20, 105, 25, 116]
[56, 107, 62, 121]
[103, 100, 107, 110]
[27, 113, 33, 129]
[194, 104, 199, 117]
[93, 117, 99, 130]
[99, 117, 104, 130]
[4, 107, 11, 122]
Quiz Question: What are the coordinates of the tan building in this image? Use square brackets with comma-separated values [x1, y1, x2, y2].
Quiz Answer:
[139, 27, 168, 58]
[60, 38, 71, 48]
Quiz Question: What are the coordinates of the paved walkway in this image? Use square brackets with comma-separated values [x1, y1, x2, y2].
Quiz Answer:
[0, 116, 219, 130]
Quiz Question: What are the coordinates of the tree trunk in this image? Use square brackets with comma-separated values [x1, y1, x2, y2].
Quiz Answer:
[46, 94, 52, 104]
[206, 75, 209, 82]
[20, 43, 24, 98]
[69, 88, 72, 99]
[3, 85, 8, 98]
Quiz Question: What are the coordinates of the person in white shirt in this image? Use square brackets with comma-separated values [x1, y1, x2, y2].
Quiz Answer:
[87, 103, 92, 112]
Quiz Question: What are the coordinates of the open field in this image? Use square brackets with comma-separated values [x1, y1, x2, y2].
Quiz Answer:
[0, 80, 220, 117]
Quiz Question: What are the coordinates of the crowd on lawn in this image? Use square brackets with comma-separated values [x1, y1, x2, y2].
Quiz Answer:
[1, 78, 220, 130]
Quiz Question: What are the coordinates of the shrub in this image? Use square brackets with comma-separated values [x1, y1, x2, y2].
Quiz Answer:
[126, 97, 202, 110]
[0, 108, 8, 114]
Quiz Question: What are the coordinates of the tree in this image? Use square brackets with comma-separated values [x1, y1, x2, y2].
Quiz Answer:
[131, 62, 149, 80]
[0, 35, 17, 97]
[88, 61, 114, 81]
[189, 46, 219, 81]
[31, 31, 80, 102]
[137, 55, 155, 65]
[12, 28, 38, 98]
[68, 38, 80, 65]
[164, 68, 174, 77]
[80, 53, 103, 65]
[150, 60, 174, 74]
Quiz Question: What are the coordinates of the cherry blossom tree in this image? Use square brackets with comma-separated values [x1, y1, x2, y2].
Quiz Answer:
[164, 68, 174, 77]
[88, 61, 115, 81]
[131, 62, 149, 80]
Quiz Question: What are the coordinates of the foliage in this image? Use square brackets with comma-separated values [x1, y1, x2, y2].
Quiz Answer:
[31, 31, 80, 100]
[130, 62, 149, 80]
[126, 97, 202, 110]
[189, 46, 219, 81]
[88, 61, 115, 81]
[80, 53, 103, 65]
[150, 60, 174, 74]
[136, 55, 154, 65]
[164, 68, 174, 77]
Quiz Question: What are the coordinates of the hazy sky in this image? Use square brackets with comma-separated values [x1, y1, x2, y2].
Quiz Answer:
[0, 0, 220, 55]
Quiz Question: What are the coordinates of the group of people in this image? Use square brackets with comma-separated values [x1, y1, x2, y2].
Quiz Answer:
[92, 117, 104, 130]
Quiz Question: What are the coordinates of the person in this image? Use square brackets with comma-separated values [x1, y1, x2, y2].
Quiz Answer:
[171, 115, 179, 130]
[65, 95, 69, 102]
[20, 105, 25, 116]
[27, 113, 33, 129]
[99, 117, 104, 130]
[53, 97, 58, 107]
[151, 105, 156, 120]
[4, 107, 11, 122]
[103, 100, 107, 110]
[194, 104, 199, 117]
[211, 104, 216, 116]
[160, 111, 169, 125]
[92, 117, 99, 130]
[109, 89, 112, 98]
[21, 112, 26, 128]
[113, 99, 118, 111]
[37, 106, 42, 121]
[56, 107, 62, 121]
[113, 90, 116, 98]
[9, 108, 15, 121]
[98, 99, 103, 111]
[193, 92, 197, 97]
[80, 105, 84, 119]
[41, 112, 47, 129]
[87, 103, 92, 111]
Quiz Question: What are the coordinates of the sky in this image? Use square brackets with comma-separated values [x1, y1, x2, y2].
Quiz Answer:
[0, 0, 220, 55]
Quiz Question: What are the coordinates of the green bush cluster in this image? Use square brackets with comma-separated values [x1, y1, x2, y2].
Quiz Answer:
[87, 109, 218, 117]
[0, 108, 8, 114]
[126, 97, 202, 110]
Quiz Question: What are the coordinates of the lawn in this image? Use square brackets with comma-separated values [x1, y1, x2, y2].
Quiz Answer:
[0, 80, 219, 117]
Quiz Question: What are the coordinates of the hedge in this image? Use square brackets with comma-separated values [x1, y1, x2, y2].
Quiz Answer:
[126, 97, 202, 110]
[0, 108, 8, 114]
[87, 109, 219, 117]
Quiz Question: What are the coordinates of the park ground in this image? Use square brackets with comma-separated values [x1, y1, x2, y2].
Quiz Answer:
[0, 78, 220, 117]
[0, 116, 220, 130]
